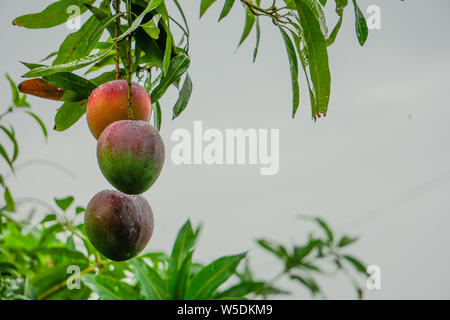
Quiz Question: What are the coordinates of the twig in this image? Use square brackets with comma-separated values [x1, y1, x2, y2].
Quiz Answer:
[0, 106, 14, 121]
[38, 265, 96, 300]
[126, 0, 134, 120]
[113, 0, 121, 80]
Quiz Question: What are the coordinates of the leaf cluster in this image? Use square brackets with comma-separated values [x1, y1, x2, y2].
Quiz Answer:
[200, 0, 369, 119]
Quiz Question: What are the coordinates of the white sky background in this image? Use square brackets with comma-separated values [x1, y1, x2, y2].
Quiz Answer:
[1, 0, 450, 299]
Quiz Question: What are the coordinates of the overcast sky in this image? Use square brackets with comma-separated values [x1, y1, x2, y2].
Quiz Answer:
[1, 0, 450, 299]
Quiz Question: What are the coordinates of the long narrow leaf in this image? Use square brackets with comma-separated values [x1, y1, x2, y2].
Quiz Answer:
[219, 0, 236, 21]
[151, 54, 190, 102]
[279, 28, 300, 118]
[167, 220, 196, 295]
[13, 0, 94, 29]
[23, 48, 113, 78]
[238, 7, 256, 47]
[114, 0, 164, 41]
[172, 73, 192, 120]
[186, 253, 246, 299]
[352, 0, 368, 46]
[294, 0, 331, 118]
[82, 274, 140, 300]
[130, 258, 168, 300]
[200, 0, 217, 18]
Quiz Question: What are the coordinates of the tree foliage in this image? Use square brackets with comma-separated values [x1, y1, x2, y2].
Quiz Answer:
[0, 77, 367, 299]
[1, 0, 373, 300]
[13, 0, 369, 127]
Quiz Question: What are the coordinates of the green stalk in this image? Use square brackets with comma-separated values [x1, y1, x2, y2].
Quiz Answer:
[126, 0, 134, 120]
[113, 0, 121, 80]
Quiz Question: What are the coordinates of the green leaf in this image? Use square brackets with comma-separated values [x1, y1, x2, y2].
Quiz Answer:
[4, 187, 15, 212]
[75, 206, 85, 214]
[151, 54, 190, 102]
[26, 111, 48, 139]
[129, 258, 168, 300]
[326, 14, 343, 46]
[253, 17, 261, 62]
[82, 274, 140, 300]
[0, 125, 19, 162]
[46, 283, 91, 300]
[343, 255, 367, 275]
[23, 48, 113, 78]
[219, 0, 236, 21]
[336, 0, 349, 13]
[54, 196, 74, 211]
[173, 251, 193, 299]
[21, 62, 45, 70]
[77, 13, 123, 59]
[54, 100, 87, 131]
[53, 16, 102, 65]
[135, 28, 164, 69]
[352, 0, 368, 46]
[168, 220, 196, 295]
[172, 73, 192, 120]
[279, 28, 300, 118]
[187, 253, 246, 299]
[86, 2, 128, 64]
[0, 262, 18, 276]
[0, 144, 13, 171]
[85, 54, 116, 75]
[338, 235, 359, 248]
[13, 0, 94, 29]
[114, 0, 164, 42]
[289, 240, 323, 268]
[44, 73, 96, 97]
[153, 101, 162, 131]
[218, 281, 288, 298]
[312, 0, 328, 35]
[290, 274, 320, 295]
[5, 73, 19, 105]
[162, 32, 173, 76]
[172, 0, 190, 48]
[315, 217, 334, 243]
[41, 52, 58, 62]
[297, 215, 334, 243]
[39, 224, 64, 247]
[142, 14, 162, 39]
[257, 239, 289, 261]
[238, 7, 256, 47]
[33, 263, 88, 299]
[35, 247, 88, 264]
[89, 70, 122, 86]
[294, 0, 331, 118]
[41, 214, 57, 223]
[16, 94, 31, 108]
[200, 0, 217, 18]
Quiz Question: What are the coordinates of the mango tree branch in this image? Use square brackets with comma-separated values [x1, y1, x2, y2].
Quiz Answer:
[114, 0, 121, 80]
[240, 0, 289, 25]
[0, 106, 14, 121]
[126, 0, 134, 120]
[38, 265, 97, 300]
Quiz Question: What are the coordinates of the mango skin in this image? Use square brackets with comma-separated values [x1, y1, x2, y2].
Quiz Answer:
[85, 190, 154, 261]
[97, 120, 165, 195]
[86, 80, 151, 139]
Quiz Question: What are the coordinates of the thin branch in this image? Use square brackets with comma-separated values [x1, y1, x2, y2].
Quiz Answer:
[38, 265, 96, 300]
[114, 0, 121, 80]
[126, 0, 134, 120]
[0, 106, 15, 121]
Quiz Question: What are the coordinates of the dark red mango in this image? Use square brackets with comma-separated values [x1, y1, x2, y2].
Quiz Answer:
[85, 190, 154, 261]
